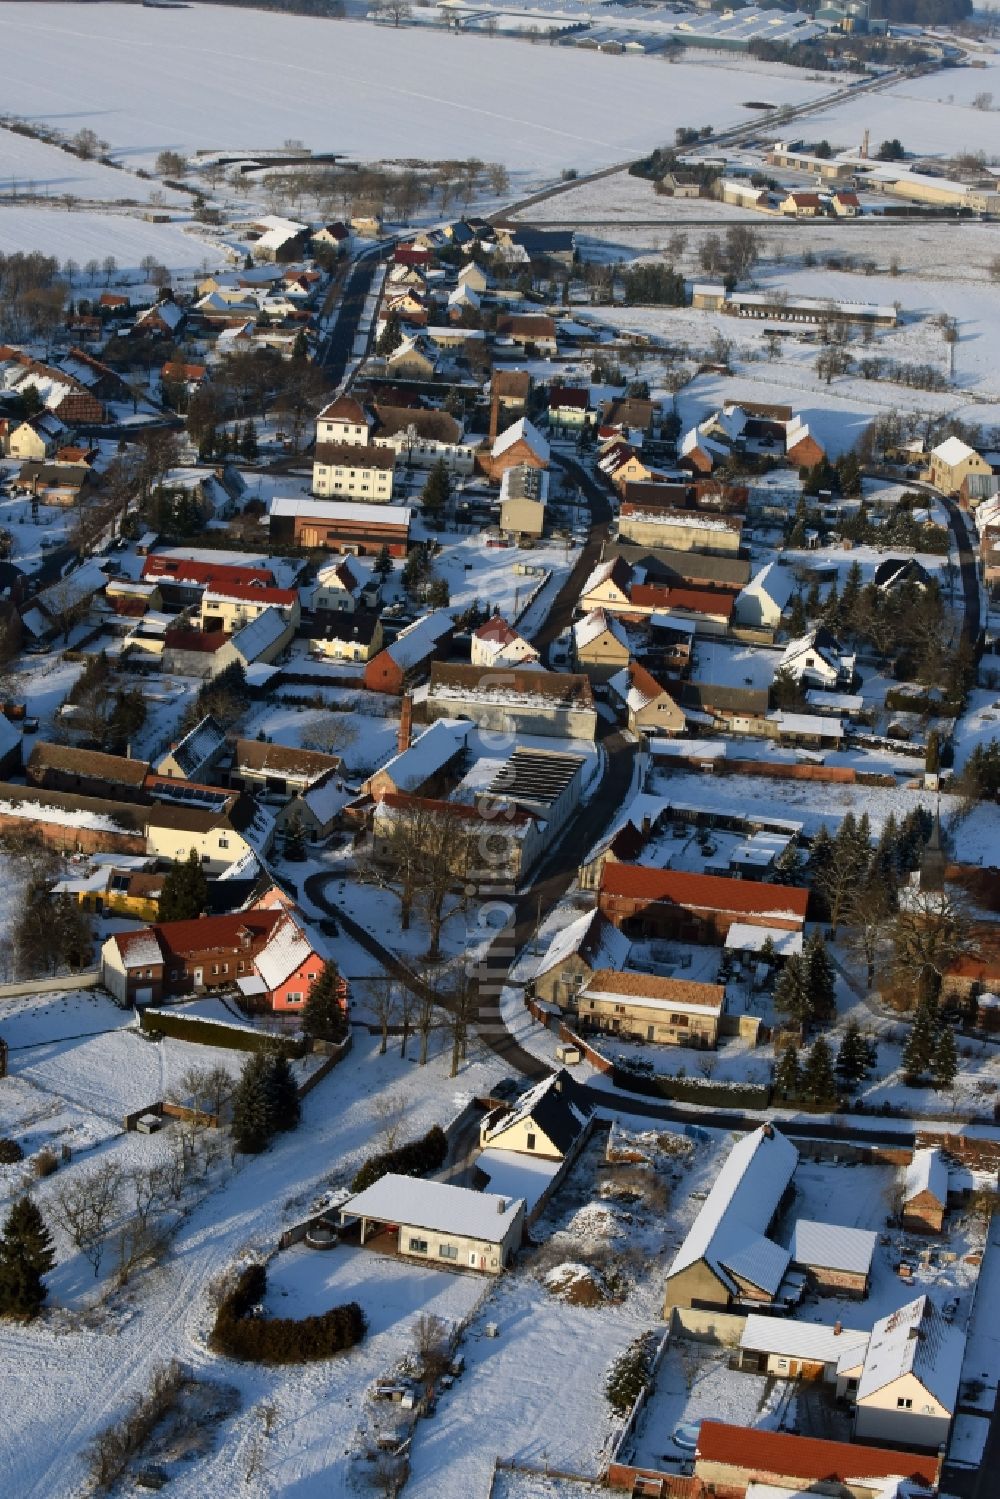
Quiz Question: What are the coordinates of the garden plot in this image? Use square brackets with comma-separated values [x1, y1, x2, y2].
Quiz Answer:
[629, 1343, 787, 1474]
[243, 697, 400, 780]
[265, 1240, 486, 1340]
[428, 529, 580, 624]
[0, 495, 72, 574]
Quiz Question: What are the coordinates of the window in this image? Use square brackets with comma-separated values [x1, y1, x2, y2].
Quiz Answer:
[285, 992, 303, 1004]
[222, 964, 228, 976]
[438, 1244, 458, 1261]
[408, 1238, 428, 1254]
[526, 1132, 536, 1151]
[219, 836, 229, 849]
[670, 1014, 690, 1027]
[211, 964, 219, 976]
[237, 960, 245, 974]
[896, 1397, 913, 1409]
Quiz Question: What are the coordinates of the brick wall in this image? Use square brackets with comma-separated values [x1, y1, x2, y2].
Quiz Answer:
[0, 811, 146, 856]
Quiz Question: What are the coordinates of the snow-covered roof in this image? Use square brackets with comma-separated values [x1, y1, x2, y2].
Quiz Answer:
[341, 1174, 523, 1243]
[530, 908, 629, 982]
[740, 1313, 869, 1371]
[932, 435, 977, 468]
[791, 1219, 877, 1277]
[269, 497, 413, 526]
[492, 415, 549, 463]
[384, 608, 453, 667]
[115, 930, 164, 970]
[667, 1125, 798, 1298]
[741, 560, 798, 611]
[904, 1147, 948, 1207]
[770, 711, 843, 740]
[573, 607, 629, 652]
[160, 714, 226, 780]
[254, 915, 315, 991]
[373, 719, 470, 794]
[231, 606, 288, 664]
[856, 1295, 965, 1413]
[724, 923, 803, 958]
[480, 1068, 592, 1155]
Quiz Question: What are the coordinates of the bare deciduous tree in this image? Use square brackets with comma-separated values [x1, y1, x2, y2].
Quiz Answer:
[56, 1161, 124, 1276]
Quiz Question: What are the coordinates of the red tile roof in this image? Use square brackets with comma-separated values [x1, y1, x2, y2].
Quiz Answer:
[600, 865, 809, 919]
[549, 385, 590, 409]
[202, 580, 297, 606]
[163, 628, 231, 653]
[630, 584, 736, 619]
[142, 556, 275, 589]
[119, 910, 283, 963]
[696, 1421, 939, 1487]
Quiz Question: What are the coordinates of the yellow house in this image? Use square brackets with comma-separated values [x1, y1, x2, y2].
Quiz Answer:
[9, 413, 64, 461]
[780, 192, 823, 218]
[478, 1068, 593, 1160]
[199, 584, 300, 633]
[578, 556, 633, 615]
[617, 661, 686, 736]
[55, 865, 163, 922]
[386, 337, 438, 380]
[572, 607, 631, 681]
[927, 435, 993, 495]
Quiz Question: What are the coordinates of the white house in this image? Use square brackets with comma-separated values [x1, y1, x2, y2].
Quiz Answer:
[854, 1295, 964, 1451]
[734, 560, 799, 632]
[479, 1068, 593, 1160]
[339, 1174, 524, 1274]
[779, 626, 855, 690]
[470, 616, 539, 668]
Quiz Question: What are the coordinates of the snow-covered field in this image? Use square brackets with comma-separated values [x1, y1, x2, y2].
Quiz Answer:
[0, 124, 187, 205]
[806, 52, 1000, 160]
[0, 205, 223, 272]
[0, 4, 832, 183]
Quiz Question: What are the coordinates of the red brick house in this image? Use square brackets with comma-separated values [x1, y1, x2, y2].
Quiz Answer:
[363, 609, 454, 695]
[99, 908, 328, 1013]
[598, 864, 809, 943]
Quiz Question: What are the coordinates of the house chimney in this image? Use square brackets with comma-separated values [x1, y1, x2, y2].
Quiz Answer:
[497, 1197, 507, 1214]
[763, 1123, 773, 1139]
[489, 384, 500, 446]
[833, 1321, 842, 1336]
[397, 693, 413, 754]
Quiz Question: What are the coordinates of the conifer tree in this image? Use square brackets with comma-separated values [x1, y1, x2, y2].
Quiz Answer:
[230, 1053, 274, 1154]
[303, 960, 347, 1043]
[902, 999, 937, 1084]
[931, 1024, 957, 1091]
[376, 310, 403, 356]
[420, 458, 451, 523]
[774, 1042, 801, 1101]
[265, 1053, 301, 1134]
[158, 849, 208, 923]
[803, 931, 837, 1025]
[774, 956, 811, 1027]
[801, 1036, 837, 1107]
[0, 1196, 54, 1318]
[835, 1018, 869, 1086]
[283, 813, 306, 863]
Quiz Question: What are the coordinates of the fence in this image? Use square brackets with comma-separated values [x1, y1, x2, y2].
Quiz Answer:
[605, 1325, 672, 1485]
[0, 968, 99, 999]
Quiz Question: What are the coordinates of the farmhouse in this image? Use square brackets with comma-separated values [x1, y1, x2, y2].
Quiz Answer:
[340, 1175, 524, 1274]
[902, 1148, 948, 1234]
[230, 739, 342, 800]
[470, 616, 539, 669]
[617, 501, 744, 556]
[663, 1125, 798, 1311]
[26, 743, 152, 803]
[854, 1295, 964, 1451]
[609, 662, 685, 737]
[927, 435, 995, 496]
[599, 865, 810, 943]
[99, 907, 325, 1012]
[529, 908, 630, 1009]
[578, 969, 725, 1049]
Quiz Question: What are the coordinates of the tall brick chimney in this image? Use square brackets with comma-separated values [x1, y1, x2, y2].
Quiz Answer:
[397, 692, 413, 754]
[489, 383, 500, 446]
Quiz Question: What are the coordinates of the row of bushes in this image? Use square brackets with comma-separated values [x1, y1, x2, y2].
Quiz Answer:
[210, 1263, 366, 1365]
[612, 1064, 772, 1112]
[139, 1009, 307, 1058]
[350, 1124, 448, 1193]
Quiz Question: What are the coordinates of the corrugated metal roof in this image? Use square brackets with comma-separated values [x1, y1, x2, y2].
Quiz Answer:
[791, 1219, 877, 1277]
